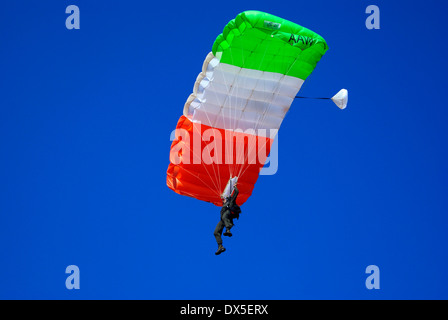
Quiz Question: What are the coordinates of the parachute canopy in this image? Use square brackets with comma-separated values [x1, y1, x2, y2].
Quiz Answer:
[167, 11, 328, 206]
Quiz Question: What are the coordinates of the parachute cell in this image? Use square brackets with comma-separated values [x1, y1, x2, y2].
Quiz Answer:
[167, 11, 328, 206]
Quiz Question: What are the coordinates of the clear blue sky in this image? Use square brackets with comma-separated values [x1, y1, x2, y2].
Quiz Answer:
[1, 0, 447, 299]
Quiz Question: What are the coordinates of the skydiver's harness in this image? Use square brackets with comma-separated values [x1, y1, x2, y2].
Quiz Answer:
[222, 201, 241, 220]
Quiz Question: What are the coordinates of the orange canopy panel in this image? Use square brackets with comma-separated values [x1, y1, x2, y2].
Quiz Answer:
[167, 116, 273, 206]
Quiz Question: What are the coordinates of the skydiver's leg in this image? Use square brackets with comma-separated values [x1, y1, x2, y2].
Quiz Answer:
[214, 220, 226, 255]
[214, 220, 224, 245]
[222, 211, 233, 237]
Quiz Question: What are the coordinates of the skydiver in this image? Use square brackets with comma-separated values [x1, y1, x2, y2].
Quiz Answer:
[214, 186, 241, 255]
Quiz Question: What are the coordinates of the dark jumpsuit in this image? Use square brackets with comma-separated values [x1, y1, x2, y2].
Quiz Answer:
[214, 187, 240, 246]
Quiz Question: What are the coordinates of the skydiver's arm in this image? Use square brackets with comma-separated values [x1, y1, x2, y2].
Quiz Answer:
[230, 186, 239, 203]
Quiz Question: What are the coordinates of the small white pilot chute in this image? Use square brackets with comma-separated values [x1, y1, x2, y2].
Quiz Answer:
[331, 89, 348, 109]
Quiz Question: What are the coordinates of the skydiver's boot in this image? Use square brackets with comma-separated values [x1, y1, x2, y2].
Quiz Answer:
[223, 228, 232, 237]
[215, 245, 226, 255]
